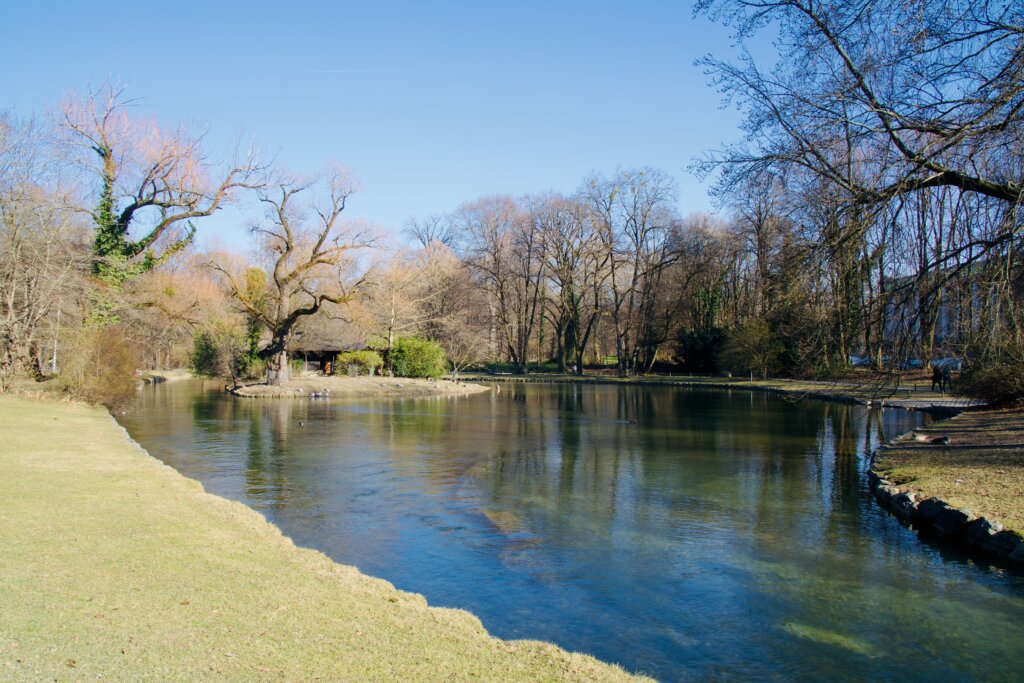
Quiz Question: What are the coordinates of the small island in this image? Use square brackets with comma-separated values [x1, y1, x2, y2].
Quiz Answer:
[230, 374, 489, 399]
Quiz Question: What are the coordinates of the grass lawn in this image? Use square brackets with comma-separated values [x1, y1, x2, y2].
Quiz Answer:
[0, 395, 644, 681]
[872, 408, 1024, 533]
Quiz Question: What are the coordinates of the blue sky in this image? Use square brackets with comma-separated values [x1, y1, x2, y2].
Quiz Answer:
[1, 1, 754, 248]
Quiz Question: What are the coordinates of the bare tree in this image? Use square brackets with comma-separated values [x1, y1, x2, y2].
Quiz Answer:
[584, 168, 678, 376]
[125, 254, 236, 370]
[422, 244, 491, 377]
[356, 247, 455, 367]
[213, 170, 374, 385]
[403, 213, 455, 248]
[0, 113, 90, 390]
[455, 195, 547, 373]
[697, 0, 1023, 208]
[539, 194, 606, 373]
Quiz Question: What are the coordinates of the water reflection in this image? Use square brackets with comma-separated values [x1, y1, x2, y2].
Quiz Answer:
[121, 381, 1024, 681]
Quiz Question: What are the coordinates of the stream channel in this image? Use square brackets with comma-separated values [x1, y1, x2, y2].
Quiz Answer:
[118, 379, 1024, 681]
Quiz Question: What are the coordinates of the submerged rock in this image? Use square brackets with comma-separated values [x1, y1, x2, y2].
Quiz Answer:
[781, 622, 875, 657]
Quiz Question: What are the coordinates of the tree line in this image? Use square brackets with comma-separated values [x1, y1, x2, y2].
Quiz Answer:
[2, 0, 1022, 404]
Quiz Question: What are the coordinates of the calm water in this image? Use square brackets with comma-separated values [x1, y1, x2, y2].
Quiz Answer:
[119, 380, 1024, 681]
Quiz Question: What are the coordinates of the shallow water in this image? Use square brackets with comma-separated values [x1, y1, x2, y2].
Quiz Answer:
[119, 380, 1024, 681]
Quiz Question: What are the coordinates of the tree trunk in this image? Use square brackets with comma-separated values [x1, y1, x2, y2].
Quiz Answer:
[266, 349, 290, 386]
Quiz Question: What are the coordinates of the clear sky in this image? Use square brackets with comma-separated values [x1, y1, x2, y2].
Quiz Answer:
[1, 1, 752, 248]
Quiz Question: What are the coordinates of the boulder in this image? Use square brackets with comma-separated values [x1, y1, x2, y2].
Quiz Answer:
[1006, 533, 1024, 565]
[871, 477, 896, 505]
[917, 498, 970, 537]
[890, 492, 918, 521]
[966, 518, 1005, 553]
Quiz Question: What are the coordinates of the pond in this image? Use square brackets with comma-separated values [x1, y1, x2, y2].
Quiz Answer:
[118, 380, 1024, 681]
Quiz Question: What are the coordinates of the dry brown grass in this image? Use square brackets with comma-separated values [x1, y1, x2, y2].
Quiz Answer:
[873, 409, 1024, 532]
[0, 395, 644, 681]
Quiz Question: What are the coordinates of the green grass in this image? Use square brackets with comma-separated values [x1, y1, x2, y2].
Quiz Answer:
[0, 395, 646, 681]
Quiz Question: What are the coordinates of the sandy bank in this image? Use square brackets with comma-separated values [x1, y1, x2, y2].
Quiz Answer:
[0, 395, 643, 681]
[232, 375, 490, 399]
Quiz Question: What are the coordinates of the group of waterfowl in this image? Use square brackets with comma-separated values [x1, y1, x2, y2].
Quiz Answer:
[296, 387, 331, 399]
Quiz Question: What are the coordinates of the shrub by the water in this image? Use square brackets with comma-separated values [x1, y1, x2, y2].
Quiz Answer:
[958, 338, 1024, 406]
[336, 350, 383, 375]
[720, 319, 783, 379]
[189, 327, 263, 382]
[189, 331, 222, 377]
[60, 325, 142, 410]
[390, 337, 448, 379]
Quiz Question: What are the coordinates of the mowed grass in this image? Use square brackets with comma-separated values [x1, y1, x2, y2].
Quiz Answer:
[0, 396, 646, 682]
[873, 408, 1024, 533]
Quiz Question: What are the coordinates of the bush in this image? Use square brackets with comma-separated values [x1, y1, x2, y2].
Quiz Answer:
[60, 325, 142, 411]
[336, 350, 383, 376]
[189, 326, 262, 381]
[390, 337, 448, 379]
[957, 338, 1024, 405]
[676, 328, 725, 373]
[721, 319, 784, 379]
[189, 331, 223, 377]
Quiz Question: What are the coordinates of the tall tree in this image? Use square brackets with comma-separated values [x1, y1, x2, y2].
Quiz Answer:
[0, 115, 90, 388]
[403, 214, 455, 248]
[213, 171, 374, 385]
[63, 84, 264, 286]
[456, 195, 547, 373]
[697, 0, 1023, 209]
[584, 168, 678, 376]
[540, 195, 606, 373]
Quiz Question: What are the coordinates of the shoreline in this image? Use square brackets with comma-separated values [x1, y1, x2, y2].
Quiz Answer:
[464, 372, 978, 413]
[868, 409, 1024, 569]
[138, 369, 194, 384]
[0, 394, 643, 681]
[3, 378, 1019, 677]
[473, 373, 1023, 570]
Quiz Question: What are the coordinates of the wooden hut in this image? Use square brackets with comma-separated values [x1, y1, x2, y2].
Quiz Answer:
[290, 343, 348, 375]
